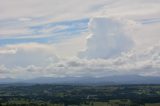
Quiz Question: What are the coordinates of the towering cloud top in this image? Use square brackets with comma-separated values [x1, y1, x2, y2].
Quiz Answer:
[80, 17, 133, 59]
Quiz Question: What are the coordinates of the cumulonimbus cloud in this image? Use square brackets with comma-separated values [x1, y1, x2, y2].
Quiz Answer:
[79, 17, 134, 59]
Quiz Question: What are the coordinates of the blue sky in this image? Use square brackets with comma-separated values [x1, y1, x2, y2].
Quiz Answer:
[0, 18, 89, 45]
[0, 0, 160, 79]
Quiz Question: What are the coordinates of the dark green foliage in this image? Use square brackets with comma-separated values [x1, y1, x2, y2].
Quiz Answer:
[0, 84, 160, 106]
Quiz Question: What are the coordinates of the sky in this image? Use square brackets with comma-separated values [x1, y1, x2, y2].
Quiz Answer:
[0, 0, 160, 79]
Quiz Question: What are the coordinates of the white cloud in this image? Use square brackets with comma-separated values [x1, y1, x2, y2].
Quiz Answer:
[0, 0, 107, 20]
[0, 43, 159, 78]
[0, 0, 160, 78]
[0, 43, 58, 67]
[0, 27, 30, 36]
[54, 34, 87, 58]
[0, 48, 17, 55]
[0, 0, 160, 41]
[79, 17, 134, 59]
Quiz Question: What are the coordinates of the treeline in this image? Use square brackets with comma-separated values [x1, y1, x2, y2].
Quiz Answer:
[0, 103, 49, 106]
[0, 84, 160, 106]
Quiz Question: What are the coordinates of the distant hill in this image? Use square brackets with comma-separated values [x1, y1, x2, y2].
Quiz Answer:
[0, 75, 160, 85]
[0, 78, 20, 84]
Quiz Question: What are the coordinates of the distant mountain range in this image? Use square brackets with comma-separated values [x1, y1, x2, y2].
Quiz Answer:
[0, 75, 160, 85]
